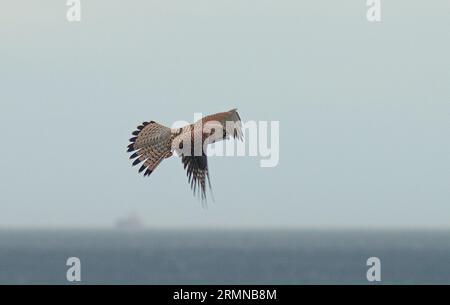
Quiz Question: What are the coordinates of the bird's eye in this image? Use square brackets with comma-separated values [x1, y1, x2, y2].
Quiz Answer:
[179, 141, 184, 149]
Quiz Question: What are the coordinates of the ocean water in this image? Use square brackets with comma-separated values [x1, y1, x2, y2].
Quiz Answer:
[0, 229, 449, 284]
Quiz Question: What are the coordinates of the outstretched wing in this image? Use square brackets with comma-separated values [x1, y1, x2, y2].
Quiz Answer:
[224, 108, 243, 140]
[202, 108, 243, 144]
[127, 121, 172, 177]
[181, 153, 212, 203]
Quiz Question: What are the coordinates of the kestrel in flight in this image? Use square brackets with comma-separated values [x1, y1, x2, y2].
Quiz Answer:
[127, 109, 243, 202]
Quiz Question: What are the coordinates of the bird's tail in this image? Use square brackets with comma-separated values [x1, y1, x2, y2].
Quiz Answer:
[127, 121, 173, 177]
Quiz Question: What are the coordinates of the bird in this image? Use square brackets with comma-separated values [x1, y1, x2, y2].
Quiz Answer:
[127, 109, 243, 203]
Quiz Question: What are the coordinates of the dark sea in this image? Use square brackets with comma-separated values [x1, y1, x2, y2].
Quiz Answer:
[0, 229, 449, 284]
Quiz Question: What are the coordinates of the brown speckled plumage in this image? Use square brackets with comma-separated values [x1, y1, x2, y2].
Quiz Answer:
[127, 109, 243, 203]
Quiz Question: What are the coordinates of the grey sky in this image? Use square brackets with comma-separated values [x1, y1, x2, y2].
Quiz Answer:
[0, 0, 449, 228]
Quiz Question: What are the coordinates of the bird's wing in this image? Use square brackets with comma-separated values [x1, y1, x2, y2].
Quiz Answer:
[225, 108, 243, 140]
[181, 153, 212, 203]
[127, 121, 172, 176]
[202, 108, 243, 143]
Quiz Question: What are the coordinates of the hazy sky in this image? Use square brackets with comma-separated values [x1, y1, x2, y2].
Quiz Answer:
[0, 0, 449, 229]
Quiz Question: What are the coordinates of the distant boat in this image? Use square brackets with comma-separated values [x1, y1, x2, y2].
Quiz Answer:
[115, 213, 144, 230]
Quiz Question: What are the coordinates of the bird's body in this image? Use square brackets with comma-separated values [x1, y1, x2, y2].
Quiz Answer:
[127, 109, 243, 202]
